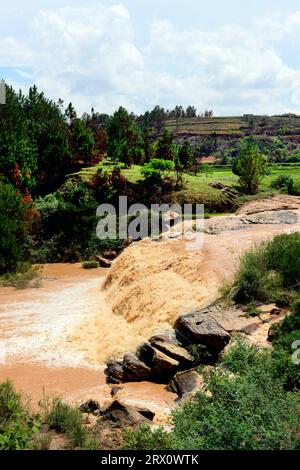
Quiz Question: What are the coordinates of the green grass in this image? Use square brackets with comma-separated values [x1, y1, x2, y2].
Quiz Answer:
[74, 161, 300, 213]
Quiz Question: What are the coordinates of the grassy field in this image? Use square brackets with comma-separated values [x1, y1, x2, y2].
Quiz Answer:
[75, 161, 300, 213]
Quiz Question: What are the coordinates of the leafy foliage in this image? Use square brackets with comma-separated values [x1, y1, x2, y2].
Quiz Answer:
[0, 381, 40, 450]
[233, 138, 268, 193]
[0, 181, 26, 274]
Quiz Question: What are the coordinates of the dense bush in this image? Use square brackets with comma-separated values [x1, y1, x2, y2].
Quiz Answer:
[270, 174, 294, 189]
[0, 181, 26, 274]
[230, 233, 300, 305]
[0, 381, 40, 450]
[125, 341, 300, 450]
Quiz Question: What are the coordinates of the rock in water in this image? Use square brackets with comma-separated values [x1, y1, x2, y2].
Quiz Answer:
[97, 256, 112, 268]
[105, 360, 125, 384]
[168, 369, 204, 397]
[102, 250, 118, 260]
[175, 309, 230, 357]
[123, 353, 151, 381]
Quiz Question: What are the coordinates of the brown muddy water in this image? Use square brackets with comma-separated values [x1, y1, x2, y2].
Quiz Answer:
[0, 204, 299, 414]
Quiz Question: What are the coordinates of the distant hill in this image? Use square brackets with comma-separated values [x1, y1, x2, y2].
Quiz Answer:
[164, 114, 300, 137]
[161, 114, 300, 153]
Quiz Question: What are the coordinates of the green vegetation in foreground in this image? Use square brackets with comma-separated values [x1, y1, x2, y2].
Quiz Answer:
[124, 340, 300, 450]
[0, 384, 99, 450]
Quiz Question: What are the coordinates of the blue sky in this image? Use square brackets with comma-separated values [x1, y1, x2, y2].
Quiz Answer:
[1, 0, 300, 115]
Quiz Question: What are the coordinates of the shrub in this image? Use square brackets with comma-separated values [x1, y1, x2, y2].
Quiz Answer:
[42, 398, 87, 448]
[0, 262, 40, 289]
[125, 341, 300, 450]
[270, 174, 294, 190]
[82, 261, 99, 269]
[231, 233, 300, 304]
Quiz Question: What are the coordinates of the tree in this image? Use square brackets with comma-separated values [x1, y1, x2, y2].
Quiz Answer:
[156, 130, 177, 161]
[0, 181, 26, 273]
[150, 106, 166, 134]
[233, 139, 268, 193]
[106, 107, 143, 166]
[186, 106, 197, 118]
[178, 140, 193, 170]
[140, 158, 174, 186]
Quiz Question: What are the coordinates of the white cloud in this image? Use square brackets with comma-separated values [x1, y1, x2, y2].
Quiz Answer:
[1, 3, 300, 115]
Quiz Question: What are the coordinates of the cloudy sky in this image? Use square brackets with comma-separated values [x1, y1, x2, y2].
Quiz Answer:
[1, 0, 300, 115]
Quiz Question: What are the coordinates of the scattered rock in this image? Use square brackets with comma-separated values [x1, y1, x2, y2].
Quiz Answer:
[111, 386, 122, 397]
[123, 353, 151, 381]
[149, 340, 194, 367]
[168, 369, 204, 397]
[103, 400, 153, 426]
[40, 423, 50, 434]
[175, 309, 230, 357]
[105, 360, 125, 384]
[96, 256, 112, 268]
[270, 308, 283, 316]
[102, 250, 118, 260]
[240, 322, 261, 335]
[79, 399, 101, 414]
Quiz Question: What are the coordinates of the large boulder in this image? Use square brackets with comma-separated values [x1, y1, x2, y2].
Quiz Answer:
[137, 342, 180, 381]
[123, 353, 151, 381]
[104, 360, 125, 384]
[168, 369, 204, 397]
[102, 400, 154, 426]
[175, 309, 230, 357]
[149, 340, 194, 367]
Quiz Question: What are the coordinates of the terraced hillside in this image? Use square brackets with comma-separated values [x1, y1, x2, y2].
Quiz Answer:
[165, 114, 300, 136]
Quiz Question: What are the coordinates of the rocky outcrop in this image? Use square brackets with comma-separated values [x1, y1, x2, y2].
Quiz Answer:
[244, 210, 298, 225]
[175, 309, 230, 358]
[137, 342, 180, 380]
[168, 370, 204, 398]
